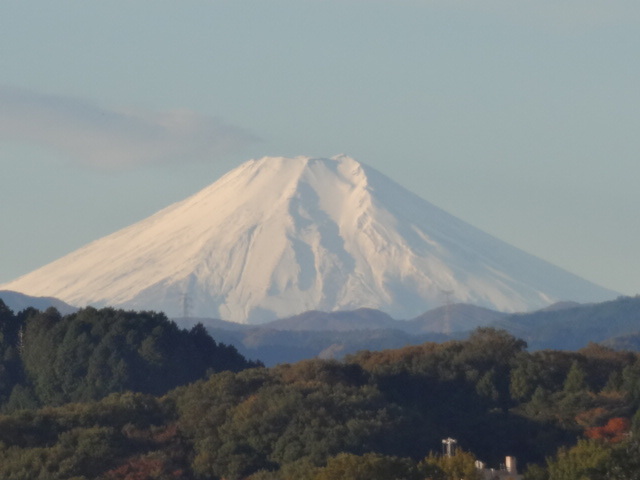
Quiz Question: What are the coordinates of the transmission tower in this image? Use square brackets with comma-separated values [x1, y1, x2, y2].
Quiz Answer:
[442, 437, 457, 457]
[182, 292, 192, 319]
[439, 288, 454, 335]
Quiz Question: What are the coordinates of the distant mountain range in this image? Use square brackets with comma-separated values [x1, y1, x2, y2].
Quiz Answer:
[493, 295, 640, 350]
[1, 155, 616, 323]
[178, 296, 640, 365]
[0, 290, 77, 315]
[2, 290, 639, 366]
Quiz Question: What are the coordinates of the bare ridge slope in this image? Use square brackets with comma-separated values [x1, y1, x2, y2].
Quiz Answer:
[1, 155, 617, 323]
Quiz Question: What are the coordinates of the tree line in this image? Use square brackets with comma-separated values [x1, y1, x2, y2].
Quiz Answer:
[0, 300, 640, 479]
[0, 300, 259, 410]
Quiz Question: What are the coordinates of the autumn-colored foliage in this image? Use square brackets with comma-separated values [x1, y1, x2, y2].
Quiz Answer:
[2, 301, 640, 480]
[575, 407, 608, 428]
[102, 455, 184, 480]
[585, 417, 630, 443]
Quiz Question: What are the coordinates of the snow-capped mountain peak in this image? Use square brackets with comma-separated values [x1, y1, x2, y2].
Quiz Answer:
[1, 155, 616, 323]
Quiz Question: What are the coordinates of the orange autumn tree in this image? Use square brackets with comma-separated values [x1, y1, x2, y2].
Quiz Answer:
[585, 417, 630, 443]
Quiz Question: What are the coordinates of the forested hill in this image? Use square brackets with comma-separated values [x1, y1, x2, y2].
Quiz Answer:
[0, 311, 639, 479]
[0, 300, 260, 410]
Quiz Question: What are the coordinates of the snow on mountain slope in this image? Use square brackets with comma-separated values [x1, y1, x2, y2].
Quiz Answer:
[1, 155, 617, 323]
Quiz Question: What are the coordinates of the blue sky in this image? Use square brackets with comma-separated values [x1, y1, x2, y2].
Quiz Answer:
[1, 0, 639, 297]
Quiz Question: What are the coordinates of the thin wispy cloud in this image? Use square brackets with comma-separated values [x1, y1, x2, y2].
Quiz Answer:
[0, 86, 261, 169]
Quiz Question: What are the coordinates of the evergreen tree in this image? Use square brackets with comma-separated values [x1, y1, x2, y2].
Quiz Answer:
[563, 361, 587, 394]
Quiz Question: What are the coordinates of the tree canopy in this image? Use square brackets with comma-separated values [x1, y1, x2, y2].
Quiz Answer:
[0, 301, 640, 480]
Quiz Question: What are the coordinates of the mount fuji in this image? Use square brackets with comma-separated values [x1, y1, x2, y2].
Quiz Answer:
[2, 155, 616, 323]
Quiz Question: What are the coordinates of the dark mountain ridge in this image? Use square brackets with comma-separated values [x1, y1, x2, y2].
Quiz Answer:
[190, 296, 640, 365]
[7, 291, 640, 366]
[494, 295, 640, 350]
[0, 290, 77, 316]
